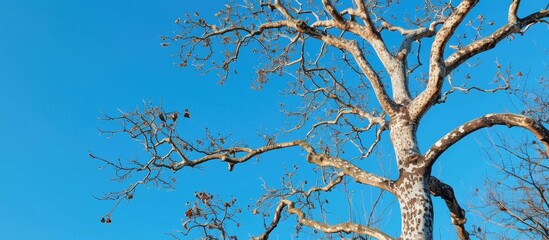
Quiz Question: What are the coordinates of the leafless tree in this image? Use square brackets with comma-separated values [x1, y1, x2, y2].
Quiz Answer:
[93, 1, 549, 239]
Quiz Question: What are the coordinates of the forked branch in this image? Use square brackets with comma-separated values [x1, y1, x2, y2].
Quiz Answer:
[409, 0, 479, 121]
[445, 6, 549, 72]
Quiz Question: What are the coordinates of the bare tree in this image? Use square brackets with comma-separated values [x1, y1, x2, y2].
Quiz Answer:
[93, 1, 549, 239]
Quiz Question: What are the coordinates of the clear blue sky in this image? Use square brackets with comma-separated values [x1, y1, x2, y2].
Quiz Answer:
[0, 1, 546, 239]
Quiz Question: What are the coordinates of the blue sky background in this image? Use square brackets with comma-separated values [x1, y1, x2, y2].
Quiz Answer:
[0, 0, 547, 239]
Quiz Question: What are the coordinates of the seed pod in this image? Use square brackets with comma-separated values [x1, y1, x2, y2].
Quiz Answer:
[158, 112, 166, 122]
[171, 112, 178, 122]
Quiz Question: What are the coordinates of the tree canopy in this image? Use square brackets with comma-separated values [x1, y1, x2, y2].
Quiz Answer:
[94, 1, 548, 239]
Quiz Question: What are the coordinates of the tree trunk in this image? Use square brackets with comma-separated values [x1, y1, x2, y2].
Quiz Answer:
[390, 111, 434, 239]
[396, 172, 434, 239]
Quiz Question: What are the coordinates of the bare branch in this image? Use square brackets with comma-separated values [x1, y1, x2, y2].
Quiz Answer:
[313, 1, 410, 105]
[255, 199, 394, 240]
[307, 154, 395, 193]
[409, 0, 479, 121]
[472, 137, 549, 239]
[164, 137, 393, 193]
[254, 172, 346, 239]
[306, 109, 355, 139]
[429, 176, 470, 240]
[95, 1, 549, 238]
[171, 140, 307, 170]
[321, 0, 346, 26]
[438, 71, 512, 103]
[445, 7, 549, 72]
[293, 20, 397, 114]
[425, 113, 549, 166]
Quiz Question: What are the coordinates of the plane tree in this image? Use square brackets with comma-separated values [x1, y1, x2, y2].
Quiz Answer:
[93, 1, 548, 239]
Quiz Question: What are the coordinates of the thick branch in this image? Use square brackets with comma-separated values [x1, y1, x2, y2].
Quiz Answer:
[307, 154, 395, 193]
[348, 1, 412, 103]
[445, 8, 549, 72]
[425, 113, 549, 166]
[409, 0, 479, 121]
[169, 139, 395, 193]
[381, 20, 442, 43]
[429, 176, 470, 240]
[253, 201, 286, 240]
[349, 0, 393, 67]
[378, 19, 445, 104]
[255, 200, 394, 240]
[261, 0, 294, 20]
[321, 0, 346, 26]
[344, 40, 397, 115]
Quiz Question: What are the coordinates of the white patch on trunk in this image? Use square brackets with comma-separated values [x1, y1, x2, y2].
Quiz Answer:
[399, 176, 433, 239]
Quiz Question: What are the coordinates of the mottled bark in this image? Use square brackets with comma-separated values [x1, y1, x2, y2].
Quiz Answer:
[389, 111, 434, 239]
[96, 1, 549, 239]
[429, 177, 469, 240]
[409, 0, 480, 121]
[425, 113, 549, 167]
[396, 173, 433, 240]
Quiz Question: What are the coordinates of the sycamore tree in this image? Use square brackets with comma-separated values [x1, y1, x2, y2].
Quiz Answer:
[93, 1, 549, 239]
